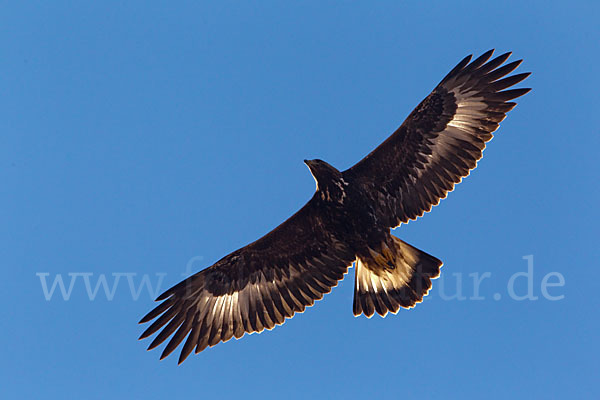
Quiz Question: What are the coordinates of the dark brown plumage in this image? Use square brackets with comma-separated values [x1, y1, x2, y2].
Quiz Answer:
[139, 50, 530, 363]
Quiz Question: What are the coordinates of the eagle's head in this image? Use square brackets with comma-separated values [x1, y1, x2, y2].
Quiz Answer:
[304, 159, 346, 202]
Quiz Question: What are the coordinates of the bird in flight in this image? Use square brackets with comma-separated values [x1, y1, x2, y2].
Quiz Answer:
[139, 49, 530, 363]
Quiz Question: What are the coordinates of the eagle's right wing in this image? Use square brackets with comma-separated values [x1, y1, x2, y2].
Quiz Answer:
[346, 50, 531, 228]
[139, 198, 355, 364]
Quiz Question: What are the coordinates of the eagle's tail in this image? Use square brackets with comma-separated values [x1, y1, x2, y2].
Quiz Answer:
[353, 235, 442, 317]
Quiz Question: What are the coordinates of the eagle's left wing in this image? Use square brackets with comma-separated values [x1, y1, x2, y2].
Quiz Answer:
[138, 199, 356, 364]
[346, 50, 530, 228]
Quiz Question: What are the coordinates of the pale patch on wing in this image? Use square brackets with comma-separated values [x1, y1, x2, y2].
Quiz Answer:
[388, 51, 529, 228]
[140, 245, 355, 363]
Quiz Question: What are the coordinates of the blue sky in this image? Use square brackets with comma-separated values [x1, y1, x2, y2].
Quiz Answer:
[3, 1, 599, 399]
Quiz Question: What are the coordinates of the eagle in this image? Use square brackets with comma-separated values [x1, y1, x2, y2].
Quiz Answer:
[139, 49, 530, 363]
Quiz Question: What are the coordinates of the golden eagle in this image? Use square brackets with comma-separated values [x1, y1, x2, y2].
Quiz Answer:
[139, 50, 530, 363]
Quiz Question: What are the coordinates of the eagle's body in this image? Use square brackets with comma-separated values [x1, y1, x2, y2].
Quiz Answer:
[305, 159, 444, 317]
[139, 50, 530, 363]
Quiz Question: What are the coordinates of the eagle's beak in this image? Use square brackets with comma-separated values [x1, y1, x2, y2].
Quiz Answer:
[304, 159, 318, 172]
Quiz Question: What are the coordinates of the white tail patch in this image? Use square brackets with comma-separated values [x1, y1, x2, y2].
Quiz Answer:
[354, 235, 442, 318]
